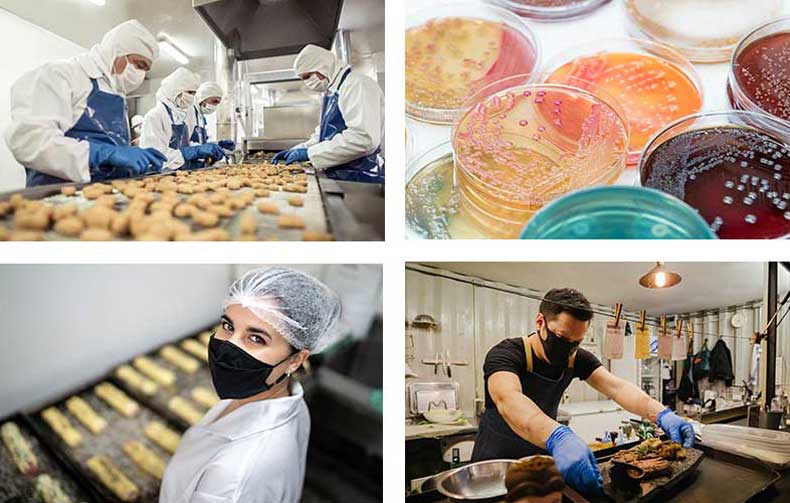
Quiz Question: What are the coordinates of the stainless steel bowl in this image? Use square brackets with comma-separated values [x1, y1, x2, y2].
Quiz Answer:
[436, 459, 519, 502]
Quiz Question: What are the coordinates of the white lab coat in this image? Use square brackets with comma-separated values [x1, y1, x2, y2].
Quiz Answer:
[5, 59, 120, 183]
[296, 66, 384, 170]
[159, 382, 310, 503]
[140, 102, 188, 170]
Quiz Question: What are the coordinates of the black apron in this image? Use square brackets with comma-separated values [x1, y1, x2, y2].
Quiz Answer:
[471, 334, 576, 461]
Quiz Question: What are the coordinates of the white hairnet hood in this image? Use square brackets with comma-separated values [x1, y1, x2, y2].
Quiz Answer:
[78, 20, 158, 82]
[293, 44, 338, 80]
[157, 67, 200, 103]
[197, 82, 224, 105]
[131, 115, 144, 128]
[223, 267, 342, 353]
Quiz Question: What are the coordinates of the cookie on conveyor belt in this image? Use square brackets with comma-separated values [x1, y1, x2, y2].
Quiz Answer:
[256, 201, 279, 215]
[86, 455, 139, 502]
[35, 474, 73, 503]
[115, 364, 159, 396]
[133, 356, 176, 387]
[277, 214, 305, 229]
[122, 441, 166, 480]
[79, 228, 113, 241]
[94, 382, 139, 418]
[41, 407, 82, 447]
[144, 421, 181, 455]
[302, 231, 333, 241]
[1, 422, 39, 475]
[53, 217, 84, 238]
[8, 229, 44, 241]
[287, 196, 304, 207]
[180, 339, 208, 362]
[160, 345, 200, 374]
[52, 204, 78, 221]
[65, 396, 107, 435]
[191, 387, 219, 409]
[60, 186, 77, 196]
[168, 396, 204, 426]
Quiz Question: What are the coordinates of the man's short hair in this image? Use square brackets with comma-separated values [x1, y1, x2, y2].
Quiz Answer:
[539, 288, 593, 322]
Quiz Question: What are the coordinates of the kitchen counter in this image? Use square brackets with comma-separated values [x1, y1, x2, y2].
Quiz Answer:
[405, 418, 478, 441]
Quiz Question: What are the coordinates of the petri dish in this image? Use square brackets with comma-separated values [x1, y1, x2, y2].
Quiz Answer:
[624, 0, 785, 63]
[490, 0, 611, 22]
[729, 17, 790, 123]
[519, 186, 717, 239]
[639, 111, 790, 240]
[451, 78, 629, 238]
[405, 1, 540, 125]
[544, 38, 703, 166]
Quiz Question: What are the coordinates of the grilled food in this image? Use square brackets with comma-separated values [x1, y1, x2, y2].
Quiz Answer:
[94, 382, 139, 417]
[65, 396, 107, 434]
[159, 345, 200, 374]
[133, 356, 176, 386]
[41, 408, 82, 447]
[191, 387, 220, 409]
[122, 441, 166, 480]
[180, 338, 208, 362]
[144, 421, 181, 454]
[35, 474, 73, 503]
[86, 455, 139, 502]
[1, 422, 39, 475]
[168, 396, 204, 425]
[611, 439, 686, 481]
[115, 364, 159, 396]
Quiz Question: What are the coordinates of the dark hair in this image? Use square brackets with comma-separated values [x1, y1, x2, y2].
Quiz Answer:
[539, 288, 593, 322]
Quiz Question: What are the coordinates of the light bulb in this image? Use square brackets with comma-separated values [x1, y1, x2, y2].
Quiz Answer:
[655, 271, 666, 287]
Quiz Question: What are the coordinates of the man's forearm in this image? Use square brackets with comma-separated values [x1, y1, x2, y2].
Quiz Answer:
[498, 393, 560, 449]
[610, 380, 665, 421]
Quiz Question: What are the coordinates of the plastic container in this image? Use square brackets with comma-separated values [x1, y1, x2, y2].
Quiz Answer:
[490, 0, 611, 22]
[405, 1, 540, 125]
[729, 17, 790, 123]
[702, 423, 790, 469]
[639, 110, 790, 239]
[519, 186, 717, 239]
[624, 0, 785, 63]
[543, 37, 703, 166]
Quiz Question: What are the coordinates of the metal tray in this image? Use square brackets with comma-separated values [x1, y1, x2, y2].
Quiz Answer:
[0, 413, 95, 503]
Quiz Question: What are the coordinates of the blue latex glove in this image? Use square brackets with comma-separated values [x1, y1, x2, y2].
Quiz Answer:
[89, 143, 165, 177]
[181, 143, 226, 162]
[285, 147, 309, 165]
[272, 149, 290, 164]
[657, 408, 695, 447]
[545, 425, 603, 496]
[218, 140, 236, 151]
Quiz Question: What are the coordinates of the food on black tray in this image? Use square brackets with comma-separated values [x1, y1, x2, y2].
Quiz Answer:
[191, 387, 220, 409]
[122, 441, 166, 480]
[144, 421, 181, 454]
[65, 396, 107, 435]
[35, 473, 73, 503]
[1, 422, 39, 475]
[86, 454, 139, 502]
[41, 408, 82, 447]
[168, 396, 204, 425]
[133, 356, 176, 387]
[115, 364, 159, 396]
[611, 439, 686, 481]
[160, 345, 200, 374]
[95, 382, 140, 418]
[180, 339, 208, 362]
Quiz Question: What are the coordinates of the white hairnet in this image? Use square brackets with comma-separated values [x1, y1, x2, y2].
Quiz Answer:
[88, 20, 159, 80]
[131, 115, 144, 128]
[293, 44, 338, 80]
[197, 82, 224, 105]
[224, 267, 342, 353]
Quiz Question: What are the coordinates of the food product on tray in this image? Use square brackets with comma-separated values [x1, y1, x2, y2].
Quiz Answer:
[122, 440, 166, 480]
[278, 214, 305, 229]
[35, 474, 73, 503]
[61, 186, 77, 196]
[79, 228, 113, 241]
[41, 408, 82, 447]
[288, 196, 304, 207]
[256, 201, 280, 215]
[160, 345, 200, 374]
[144, 420, 181, 454]
[168, 396, 204, 425]
[302, 230, 333, 241]
[54, 217, 84, 237]
[611, 438, 686, 480]
[180, 338, 209, 362]
[115, 364, 159, 396]
[191, 387, 220, 409]
[133, 356, 176, 387]
[65, 396, 107, 434]
[1, 421, 39, 475]
[86, 455, 139, 502]
[94, 382, 140, 418]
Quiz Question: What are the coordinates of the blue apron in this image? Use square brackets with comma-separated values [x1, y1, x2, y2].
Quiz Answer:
[164, 103, 202, 170]
[190, 106, 208, 144]
[26, 78, 131, 187]
[319, 69, 384, 184]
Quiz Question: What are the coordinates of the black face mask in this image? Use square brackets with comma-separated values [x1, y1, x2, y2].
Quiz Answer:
[208, 335, 294, 399]
[539, 325, 580, 368]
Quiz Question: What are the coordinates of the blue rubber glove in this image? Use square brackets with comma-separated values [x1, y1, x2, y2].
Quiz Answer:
[181, 143, 226, 162]
[545, 425, 603, 496]
[656, 408, 695, 447]
[89, 143, 166, 178]
[272, 149, 291, 164]
[218, 140, 236, 151]
[285, 147, 309, 165]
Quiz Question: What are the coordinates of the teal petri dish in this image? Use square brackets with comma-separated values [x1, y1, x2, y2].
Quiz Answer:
[519, 186, 717, 239]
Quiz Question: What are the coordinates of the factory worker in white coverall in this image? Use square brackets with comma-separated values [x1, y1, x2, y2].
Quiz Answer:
[141, 68, 226, 171]
[159, 267, 342, 503]
[190, 81, 235, 153]
[273, 44, 384, 184]
[5, 20, 167, 187]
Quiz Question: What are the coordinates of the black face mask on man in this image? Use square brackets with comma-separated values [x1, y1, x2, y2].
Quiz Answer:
[539, 325, 580, 367]
[208, 335, 294, 399]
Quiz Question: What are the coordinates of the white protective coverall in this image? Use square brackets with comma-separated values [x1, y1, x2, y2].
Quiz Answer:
[140, 67, 200, 170]
[191, 81, 225, 145]
[293, 45, 384, 170]
[5, 20, 158, 184]
[158, 381, 310, 503]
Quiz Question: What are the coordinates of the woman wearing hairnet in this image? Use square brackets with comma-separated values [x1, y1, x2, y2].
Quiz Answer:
[272, 44, 384, 184]
[5, 20, 167, 187]
[140, 68, 226, 171]
[190, 82, 236, 152]
[130, 115, 144, 146]
[159, 267, 342, 503]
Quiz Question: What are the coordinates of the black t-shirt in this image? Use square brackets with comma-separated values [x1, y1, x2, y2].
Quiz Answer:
[483, 336, 602, 410]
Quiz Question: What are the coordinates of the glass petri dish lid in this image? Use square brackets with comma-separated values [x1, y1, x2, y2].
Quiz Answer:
[729, 17, 790, 124]
[543, 37, 703, 166]
[405, 1, 540, 125]
[624, 0, 785, 63]
[519, 185, 717, 239]
[489, 0, 612, 22]
[639, 110, 790, 239]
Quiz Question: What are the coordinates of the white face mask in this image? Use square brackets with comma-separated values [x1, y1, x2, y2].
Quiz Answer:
[175, 92, 196, 110]
[304, 74, 329, 92]
[115, 59, 146, 95]
[201, 103, 218, 115]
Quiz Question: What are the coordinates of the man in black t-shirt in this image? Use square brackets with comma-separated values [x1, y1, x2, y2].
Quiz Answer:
[471, 288, 695, 496]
